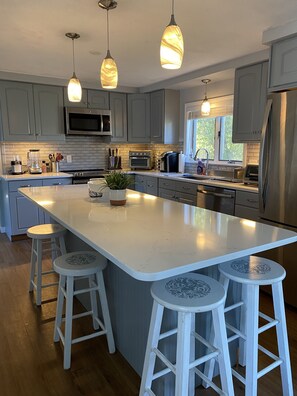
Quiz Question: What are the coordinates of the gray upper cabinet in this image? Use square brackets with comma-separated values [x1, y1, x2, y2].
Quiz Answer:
[127, 93, 150, 143]
[63, 88, 109, 109]
[0, 81, 36, 141]
[232, 61, 268, 143]
[110, 92, 127, 142]
[269, 35, 297, 91]
[0, 81, 65, 141]
[33, 84, 64, 141]
[150, 89, 180, 144]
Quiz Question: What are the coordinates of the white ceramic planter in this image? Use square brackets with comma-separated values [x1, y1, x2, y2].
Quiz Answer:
[109, 189, 127, 206]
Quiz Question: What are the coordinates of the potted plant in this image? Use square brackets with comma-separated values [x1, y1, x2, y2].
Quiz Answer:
[103, 171, 133, 206]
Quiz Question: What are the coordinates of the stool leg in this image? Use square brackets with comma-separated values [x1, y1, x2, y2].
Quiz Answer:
[35, 239, 43, 306]
[175, 311, 191, 396]
[96, 271, 115, 354]
[54, 275, 66, 342]
[64, 275, 74, 370]
[245, 284, 259, 396]
[89, 275, 99, 330]
[203, 273, 230, 387]
[59, 235, 67, 255]
[189, 313, 196, 395]
[29, 238, 37, 292]
[272, 281, 294, 396]
[140, 301, 164, 396]
[212, 304, 234, 396]
[239, 283, 248, 366]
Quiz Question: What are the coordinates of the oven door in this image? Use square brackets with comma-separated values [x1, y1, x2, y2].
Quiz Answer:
[129, 156, 151, 169]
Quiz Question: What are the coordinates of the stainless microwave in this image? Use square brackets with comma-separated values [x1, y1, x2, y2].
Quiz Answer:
[65, 107, 112, 136]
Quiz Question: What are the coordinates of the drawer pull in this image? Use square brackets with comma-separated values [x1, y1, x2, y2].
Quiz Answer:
[247, 199, 257, 203]
[20, 184, 32, 187]
[52, 183, 62, 185]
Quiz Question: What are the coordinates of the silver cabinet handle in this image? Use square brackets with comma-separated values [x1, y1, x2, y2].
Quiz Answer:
[20, 184, 32, 187]
[52, 182, 62, 185]
[199, 190, 233, 199]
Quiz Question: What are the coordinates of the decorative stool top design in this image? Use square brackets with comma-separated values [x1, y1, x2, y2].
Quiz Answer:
[165, 277, 211, 299]
[231, 259, 271, 274]
[65, 253, 97, 266]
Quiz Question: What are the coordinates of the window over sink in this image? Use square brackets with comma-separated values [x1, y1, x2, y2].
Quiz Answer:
[185, 95, 244, 164]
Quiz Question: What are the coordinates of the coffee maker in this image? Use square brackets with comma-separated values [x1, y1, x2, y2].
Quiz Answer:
[27, 149, 42, 174]
[160, 151, 179, 172]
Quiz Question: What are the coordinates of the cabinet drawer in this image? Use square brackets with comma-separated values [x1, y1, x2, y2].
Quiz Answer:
[176, 191, 196, 206]
[236, 191, 259, 208]
[8, 179, 42, 192]
[42, 178, 72, 186]
[175, 180, 197, 195]
[159, 178, 176, 190]
[159, 188, 176, 201]
[235, 205, 259, 221]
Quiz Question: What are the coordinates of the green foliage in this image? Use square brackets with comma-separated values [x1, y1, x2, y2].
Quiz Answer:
[104, 171, 133, 190]
[196, 118, 216, 159]
[220, 115, 243, 161]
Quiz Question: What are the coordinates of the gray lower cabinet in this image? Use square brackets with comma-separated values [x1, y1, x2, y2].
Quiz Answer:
[158, 178, 197, 206]
[269, 35, 297, 91]
[63, 88, 109, 109]
[134, 175, 158, 196]
[232, 61, 268, 143]
[234, 190, 259, 221]
[110, 92, 127, 142]
[3, 177, 72, 240]
[127, 94, 150, 142]
[150, 89, 180, 144]
[0, 81, 65, 141]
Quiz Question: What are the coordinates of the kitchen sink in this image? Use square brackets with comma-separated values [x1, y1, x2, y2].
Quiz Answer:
[181, 173, 211, 180]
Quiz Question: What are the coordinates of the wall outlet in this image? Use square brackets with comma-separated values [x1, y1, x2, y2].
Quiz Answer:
[66, 155, 72, 163]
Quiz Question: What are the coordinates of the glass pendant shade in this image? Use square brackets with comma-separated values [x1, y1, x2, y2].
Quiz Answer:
[100, 50, 118, 89]
[201, 99, 211, 116]
[68, 73, 82, 102]
[160, 15, 184, 69]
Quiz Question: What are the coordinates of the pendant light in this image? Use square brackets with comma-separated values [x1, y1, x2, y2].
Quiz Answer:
[98, 0, 118, 89]
[201, 79, 211, 116]
[160, 0, 184, 70]
[65, 33, 82, 102]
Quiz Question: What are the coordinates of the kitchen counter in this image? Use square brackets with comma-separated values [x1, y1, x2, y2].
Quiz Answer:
[131, 170, 259, 192]
[19, 184, 295, 281]
[0, 172, 73, 181]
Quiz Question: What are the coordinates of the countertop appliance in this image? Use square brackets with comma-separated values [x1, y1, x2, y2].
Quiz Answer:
[129, 150, 152, 170]
[197, 185, 236, 215]
[160, 151, 179, 172]
[260, 90, 297, 307]
[27, 149, 42, 174]
[65, 107, 112, 136]
[243, 164, 259, 185]
[64, 169, 108, 184]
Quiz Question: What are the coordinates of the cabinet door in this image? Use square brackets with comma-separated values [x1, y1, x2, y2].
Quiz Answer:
[232, 62, 267, 143]
[0, 81, 36, 141]
[145, 176, 158, 196]
[34, 85, 65, 141]
[87, 90, 109, 109]
[128, 94, 150, 142]
[158, 188, 176, 202]
[110, 92, 127, 142]
[9, 192, 41, 234]
[150, 90, 164, 143]
[134, 175, 146, 193]
[63, 87, 88, 108]
[270, 36, 297, 90]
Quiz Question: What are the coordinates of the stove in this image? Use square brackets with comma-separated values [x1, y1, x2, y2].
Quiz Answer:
[64, 169, 108, 184]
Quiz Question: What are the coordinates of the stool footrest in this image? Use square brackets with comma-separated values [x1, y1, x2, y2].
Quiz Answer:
[30, 280, 59, 290]
[73, 285, 99, 296]
[144, 389, 156, 396]
[159, 327, 177, 341]
[224, 301, 244, 313]
[258, 311, 279, 334]
[195, 367, 226, 395]
[152, 366, 172, 381]
[152, 347, 176, 374]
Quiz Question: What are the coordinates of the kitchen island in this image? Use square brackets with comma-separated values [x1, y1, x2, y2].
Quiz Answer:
[19, 184, 297, 389]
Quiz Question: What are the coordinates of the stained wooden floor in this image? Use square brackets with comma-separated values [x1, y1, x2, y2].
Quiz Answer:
[0, 232, 296, 395]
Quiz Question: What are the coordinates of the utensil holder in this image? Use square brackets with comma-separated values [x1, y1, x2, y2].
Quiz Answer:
[52, 162, 59, 173]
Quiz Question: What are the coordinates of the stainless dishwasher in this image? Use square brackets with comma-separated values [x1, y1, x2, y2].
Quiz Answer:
[197, 184, 236, 215]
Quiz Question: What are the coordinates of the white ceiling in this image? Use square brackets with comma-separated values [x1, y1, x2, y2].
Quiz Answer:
[1, 0, 297, 91]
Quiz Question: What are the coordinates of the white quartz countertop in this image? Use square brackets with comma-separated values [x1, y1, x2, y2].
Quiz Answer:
[19, 184, 297, 281]
[131, 171, 259, 193]
[0, 172, 72, 181]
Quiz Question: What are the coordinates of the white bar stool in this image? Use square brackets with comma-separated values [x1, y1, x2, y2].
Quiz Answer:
[53, 251, 115, 370]
[27, 223, 67, 306]
[140, 272, 234, 396]
[204, 256, 293, 396]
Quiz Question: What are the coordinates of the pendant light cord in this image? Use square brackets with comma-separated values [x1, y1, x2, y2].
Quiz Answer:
[172, 0, 174, 15]
[72, 38, 76, 75]
[106, 10, 110, 51]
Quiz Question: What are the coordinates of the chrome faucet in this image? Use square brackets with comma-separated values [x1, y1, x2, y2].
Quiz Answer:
[194, 148, 209, 174]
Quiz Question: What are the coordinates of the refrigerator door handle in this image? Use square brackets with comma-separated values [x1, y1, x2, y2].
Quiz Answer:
[259, 99, 272, 212]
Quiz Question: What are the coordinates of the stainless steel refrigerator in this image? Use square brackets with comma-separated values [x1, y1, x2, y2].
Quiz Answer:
[259, 90, 297, 308]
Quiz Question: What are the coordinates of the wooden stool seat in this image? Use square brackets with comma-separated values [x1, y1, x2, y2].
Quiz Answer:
[27, 223, 67, 306]
[140, 272, 234, 396]
[204, 256, 293, 396]
[53, 251, 115, 370]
